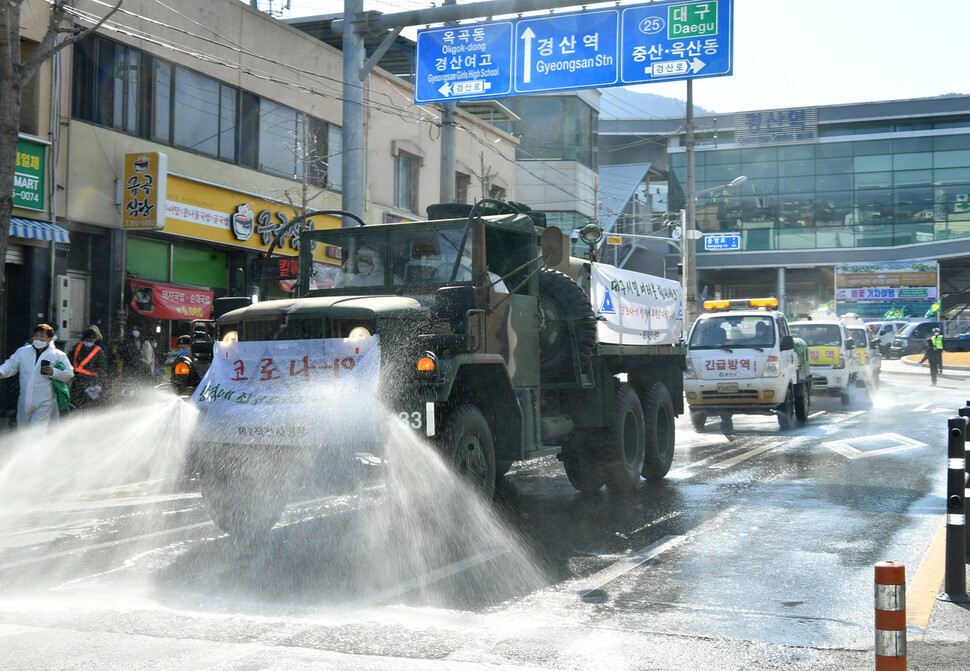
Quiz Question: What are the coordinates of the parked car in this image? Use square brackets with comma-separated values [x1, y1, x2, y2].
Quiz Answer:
[888, 321, 942, 358]
[866, 320, 908, 357]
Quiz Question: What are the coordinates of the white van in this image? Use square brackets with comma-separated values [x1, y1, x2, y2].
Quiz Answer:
[843, 322, 881, 391]
[788, 320, 857, 405]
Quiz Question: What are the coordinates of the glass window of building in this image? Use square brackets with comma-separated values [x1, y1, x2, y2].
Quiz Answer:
[173, 66, 220, 157]
[394, 153, 416, 212]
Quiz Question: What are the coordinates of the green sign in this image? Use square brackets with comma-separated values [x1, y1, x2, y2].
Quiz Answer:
[668, 1, 719, 38]
[14, 138, 45, 211]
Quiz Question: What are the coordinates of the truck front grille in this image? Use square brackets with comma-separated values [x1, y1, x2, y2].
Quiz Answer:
[701, 390, 759, 401]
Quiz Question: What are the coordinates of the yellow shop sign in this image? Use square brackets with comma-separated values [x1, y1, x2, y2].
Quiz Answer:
[161, 175, 340, 260]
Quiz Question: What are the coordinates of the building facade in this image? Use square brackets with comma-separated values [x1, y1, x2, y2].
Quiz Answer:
[600, 95, 970, 317]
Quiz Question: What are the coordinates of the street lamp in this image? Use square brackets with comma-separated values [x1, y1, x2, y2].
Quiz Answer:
[683, 174, 746, 329]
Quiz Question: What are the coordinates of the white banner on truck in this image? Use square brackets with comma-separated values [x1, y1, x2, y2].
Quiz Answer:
[590, 262, 683, 345]
[191, 335, 381, 447]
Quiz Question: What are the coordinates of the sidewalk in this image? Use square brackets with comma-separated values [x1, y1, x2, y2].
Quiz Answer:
[880, 355, 970, 386]
[878, 356, 970, 668]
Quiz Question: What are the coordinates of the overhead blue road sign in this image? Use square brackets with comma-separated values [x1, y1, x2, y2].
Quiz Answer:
[414, 0, 733, 104]
[513, 10, 619, 94]
[415, 22, 513, 104]
[620, 1, 732, 84]
[704, 233, 740, 251]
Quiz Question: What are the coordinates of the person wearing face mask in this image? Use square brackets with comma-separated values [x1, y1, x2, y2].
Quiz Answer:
[0, 323, 74, 429]
[118, 323, 156, 382]
[68, 328, 109, 410]
[333, 245, 385, 288]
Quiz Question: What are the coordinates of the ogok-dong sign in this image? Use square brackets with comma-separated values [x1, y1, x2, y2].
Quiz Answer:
[415, 0, 733, 104]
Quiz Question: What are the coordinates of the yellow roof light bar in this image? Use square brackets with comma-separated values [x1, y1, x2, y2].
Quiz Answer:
[703, 297, 778, 311]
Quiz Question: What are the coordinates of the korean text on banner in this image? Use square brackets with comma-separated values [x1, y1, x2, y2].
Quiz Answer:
[130, 280, 214, 321]
[191, 337, 381, 448]
[590, 263, 682, 345]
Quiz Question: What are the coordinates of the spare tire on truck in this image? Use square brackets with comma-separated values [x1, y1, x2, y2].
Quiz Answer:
[537, 268, 597, 380]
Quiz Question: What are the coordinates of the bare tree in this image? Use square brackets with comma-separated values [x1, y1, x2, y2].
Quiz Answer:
[0, 0, 122, 282]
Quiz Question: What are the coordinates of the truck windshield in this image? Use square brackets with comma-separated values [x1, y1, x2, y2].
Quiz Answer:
[689, 315, 774, 349]
[300, 223, 473, 294]
[789, 323, 842, 347]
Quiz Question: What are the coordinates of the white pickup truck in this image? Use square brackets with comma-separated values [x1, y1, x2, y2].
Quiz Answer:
[684, 298, 812, 431]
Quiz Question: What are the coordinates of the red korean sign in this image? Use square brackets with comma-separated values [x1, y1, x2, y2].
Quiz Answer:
[130, 280, 213, 320]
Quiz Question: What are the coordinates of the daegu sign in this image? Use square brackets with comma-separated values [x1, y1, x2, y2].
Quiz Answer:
[414, 0, 733, 103]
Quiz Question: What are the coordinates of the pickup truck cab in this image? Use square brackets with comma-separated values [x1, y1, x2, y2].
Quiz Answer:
[788, 319, 856, 405]
[684, 298, 811, 431]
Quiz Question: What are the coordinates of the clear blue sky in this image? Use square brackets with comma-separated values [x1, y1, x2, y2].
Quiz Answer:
[278, 0, 968, 113]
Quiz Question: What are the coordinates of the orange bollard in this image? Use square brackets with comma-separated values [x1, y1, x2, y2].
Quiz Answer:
[875, 561, 906, 670]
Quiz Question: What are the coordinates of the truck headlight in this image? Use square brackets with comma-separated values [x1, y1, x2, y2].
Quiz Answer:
[762, 356, 780, 377]
[684, 358, 696, 379]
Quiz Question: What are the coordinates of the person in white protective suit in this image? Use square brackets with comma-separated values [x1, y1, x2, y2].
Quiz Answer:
[333, 245, 385, 288]
[0, 323, 74, 429]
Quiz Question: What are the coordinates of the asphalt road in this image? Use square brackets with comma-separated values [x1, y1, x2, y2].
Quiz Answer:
[0, 367, 967, 670]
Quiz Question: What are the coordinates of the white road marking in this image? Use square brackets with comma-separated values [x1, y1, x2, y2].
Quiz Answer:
[823, 432, 928, 459]
[573, 535, 687, 598]
[0, 521, 215, 571]
[914, 402, 932, 412]
[710, 441, 782, 469]
[341, 547, 511, 611]
[567, 505, 740, 599]
[829, 410, 866, 424]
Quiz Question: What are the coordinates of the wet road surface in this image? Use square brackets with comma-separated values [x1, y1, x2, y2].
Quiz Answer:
[0, 370, 962, 670]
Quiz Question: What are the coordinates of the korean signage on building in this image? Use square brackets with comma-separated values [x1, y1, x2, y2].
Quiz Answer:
[130, 279, 214, 320]
[834, 261, 938, 318]
[14, 138, 45, 211]
[123, 152, 168, 229]
[160, 175, 340, 265]
[735, 108, 818, 146]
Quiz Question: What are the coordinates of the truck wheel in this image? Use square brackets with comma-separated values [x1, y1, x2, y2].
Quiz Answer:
[641, 382, 675, 479]
[690, 411, 707, 431]
[777, 386, 795, 430]
[436, 405, 496, 500]
[537, 268, 597, 379]
[840, 386, 851, 406]
[561, 431, 605, 494]
[603, 384, 646, 492]
[795, 385, 810, 424]
[201, 476, 285, 541]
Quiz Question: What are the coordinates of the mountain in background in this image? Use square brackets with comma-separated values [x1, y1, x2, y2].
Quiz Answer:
[598, 88, 717, 119]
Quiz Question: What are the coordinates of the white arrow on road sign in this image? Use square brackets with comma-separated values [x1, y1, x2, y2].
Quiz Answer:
[520, 27, 535, 83]
[651, 57, 706, 78]
[438, 82, 452, 97]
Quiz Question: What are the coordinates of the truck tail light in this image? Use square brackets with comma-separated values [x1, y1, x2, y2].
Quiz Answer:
[174, 361, 192, 376]
[417, 355, 436, 372]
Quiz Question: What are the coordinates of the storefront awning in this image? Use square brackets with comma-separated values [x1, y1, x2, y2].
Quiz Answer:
[10, 217, 70, 244]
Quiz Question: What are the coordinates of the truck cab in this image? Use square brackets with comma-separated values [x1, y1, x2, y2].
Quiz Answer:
[684, 298, 810, 431]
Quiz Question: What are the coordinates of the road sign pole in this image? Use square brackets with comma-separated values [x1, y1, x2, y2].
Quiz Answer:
[684, 80, 697, 329]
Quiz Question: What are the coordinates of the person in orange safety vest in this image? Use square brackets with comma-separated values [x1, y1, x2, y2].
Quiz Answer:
[69, 328, 109, 409]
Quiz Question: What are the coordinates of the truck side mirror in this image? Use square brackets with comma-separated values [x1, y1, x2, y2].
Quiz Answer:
[780, 335, 794, 351]
[845, 338, 855, 350]
[541, 227, 564, 266]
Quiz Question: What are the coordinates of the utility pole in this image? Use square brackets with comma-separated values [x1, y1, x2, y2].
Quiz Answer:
[341, 0, 366, 226]
[684, 80, 697, 328]
[439, 0, 457, 204]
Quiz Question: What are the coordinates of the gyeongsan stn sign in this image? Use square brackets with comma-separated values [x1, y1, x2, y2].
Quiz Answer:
[415, 0, 733, 104]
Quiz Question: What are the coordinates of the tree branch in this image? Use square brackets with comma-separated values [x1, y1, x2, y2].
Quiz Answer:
[19, 0, 123, 83]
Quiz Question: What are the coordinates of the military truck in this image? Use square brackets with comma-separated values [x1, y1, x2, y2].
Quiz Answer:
[186, 202, 686, 537]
